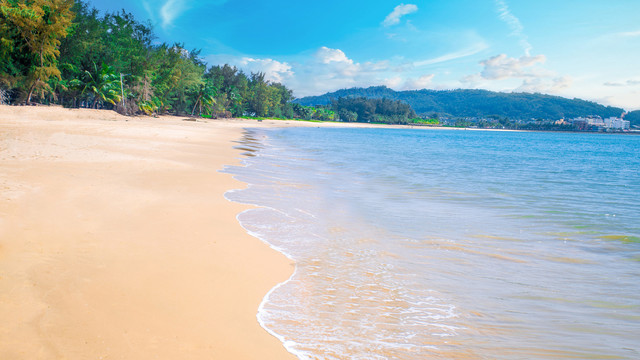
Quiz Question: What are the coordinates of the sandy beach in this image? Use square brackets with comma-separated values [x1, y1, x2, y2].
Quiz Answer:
[0, 105, 321, 360]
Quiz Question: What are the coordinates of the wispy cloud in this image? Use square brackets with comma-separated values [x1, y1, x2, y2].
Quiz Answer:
[148, 0, 229, 30]
[615, 30, 640, 38]
[383, 4, 418, 27]
[517, 76, 573, 93]
[160, 0, 188, 29]
[413, 41, 488, 67]
[592, 29, 640, 45]
[462, 53, 572, 94]
[141, 1, 157, 24]
[604, 79, 640, 87]
[495, 0, 532, 55]
[385, 74, 434, 91]
[478, 54, 547, 80]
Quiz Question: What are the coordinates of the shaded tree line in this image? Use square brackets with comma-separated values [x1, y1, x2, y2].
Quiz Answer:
[0, 0, 297, 118]
[625, 110, 640, 128]
[331, 97, 417, 124]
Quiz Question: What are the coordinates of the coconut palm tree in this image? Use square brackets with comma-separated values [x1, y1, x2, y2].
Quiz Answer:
[191, 79, 217, 117]
[81, 62, 121, 108]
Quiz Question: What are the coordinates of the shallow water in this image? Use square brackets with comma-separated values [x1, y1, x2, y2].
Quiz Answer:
[224, 127, 640, 359]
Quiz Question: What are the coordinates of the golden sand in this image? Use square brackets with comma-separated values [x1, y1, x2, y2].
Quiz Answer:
[0, 105, 311, 360]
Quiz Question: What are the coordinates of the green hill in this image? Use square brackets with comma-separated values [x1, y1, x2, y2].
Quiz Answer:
[295, 86, 625, 120]
[625, 110, 640, 128]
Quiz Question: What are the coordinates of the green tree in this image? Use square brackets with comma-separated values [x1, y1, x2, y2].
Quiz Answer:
[81, 62, 121, 108]
[2, 0, 300, 115]
[248, 72, 269, 117]
[147, 43, 204, 115]
[191, 77, 217, 116]
[338, 108, 357, 122]
[1, 0, 74, 103]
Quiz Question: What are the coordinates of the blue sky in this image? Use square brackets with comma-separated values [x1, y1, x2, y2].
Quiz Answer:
[88, 0, 640, 110]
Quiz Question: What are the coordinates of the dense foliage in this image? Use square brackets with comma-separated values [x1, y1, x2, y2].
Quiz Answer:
[625, 110, 640, 128]
[331, 97, 417, 124]
[296, 86, 626, 120]
[0, 0, 296, 118]
[1, 0, 75, 103]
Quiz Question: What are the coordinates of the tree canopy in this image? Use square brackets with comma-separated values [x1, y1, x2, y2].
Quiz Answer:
[1, 0, 74, 102]
[625, 110, 640, 128]
[331, 97, 417, 124]
[0, 0, 298, 118]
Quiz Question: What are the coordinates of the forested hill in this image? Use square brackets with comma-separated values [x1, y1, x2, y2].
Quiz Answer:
[295, 86, 625, 120]
[625, 110, 640, 127]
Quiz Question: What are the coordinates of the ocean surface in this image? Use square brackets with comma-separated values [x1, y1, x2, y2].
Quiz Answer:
[223, 127, 640, 360]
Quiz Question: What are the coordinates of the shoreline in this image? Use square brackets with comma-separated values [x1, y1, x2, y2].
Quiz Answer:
[0, 106, 304, 359]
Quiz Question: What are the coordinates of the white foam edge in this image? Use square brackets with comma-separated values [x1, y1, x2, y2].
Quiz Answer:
[234, 206, 308, 360]
[223, 174, 306, 359]
[220, 134, 308, 358]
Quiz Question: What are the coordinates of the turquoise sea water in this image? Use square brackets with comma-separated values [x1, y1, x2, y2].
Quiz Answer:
[224, 127, 640, 359]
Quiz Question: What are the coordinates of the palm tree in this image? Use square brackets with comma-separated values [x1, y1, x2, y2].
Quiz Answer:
[191, 79, 217, 117]
[81, 62, 121, 108]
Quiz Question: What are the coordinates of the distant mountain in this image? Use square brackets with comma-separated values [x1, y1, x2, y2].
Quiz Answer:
[294, 86, 625, 120]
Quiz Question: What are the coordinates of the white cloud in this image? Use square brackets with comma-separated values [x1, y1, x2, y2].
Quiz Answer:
[386, 74, 435, 91]
[585, 90, 640, 111]
[160, 0, 187, 29]
[383, 4, 418, 27]
[517, 76, 573, 93]
[295, 47, 387, 94]
[142, 1, 157, 24]
[615, 30, 640, 38]
[604, 79, 640, 87]
[239, 58, 294, 83]
[593, 29, 640, 46]
[205, 54, 293, 84]
[310, 46, 367, 79]
[495, 0, 532, 55]
[477, 54, 547, 80]
[150, 0, 229, 30]
[461, 53, 572, 95]
[315, 47, 353, 65]
[404, 74, 435, 89]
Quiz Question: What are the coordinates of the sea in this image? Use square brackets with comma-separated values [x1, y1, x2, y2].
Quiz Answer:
[223, 127, 640, 360]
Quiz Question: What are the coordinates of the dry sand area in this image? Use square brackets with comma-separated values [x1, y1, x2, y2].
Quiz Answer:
[0, 105, 310, 360]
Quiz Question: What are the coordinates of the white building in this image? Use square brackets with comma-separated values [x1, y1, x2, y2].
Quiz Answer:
[573, 116, 604, 126]
[604, 117, 630, 130]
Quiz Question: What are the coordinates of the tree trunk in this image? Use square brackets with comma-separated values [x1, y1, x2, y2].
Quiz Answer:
[26, 47, 46, 105]
[26, 80, 37, 104]
[191, 95, 201, 116]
